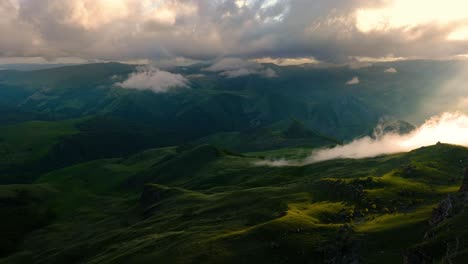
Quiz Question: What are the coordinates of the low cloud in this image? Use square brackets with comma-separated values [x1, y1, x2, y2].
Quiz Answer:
[255, 57, 320, 66]
[203, 58, 278, 78]
[261, 68, 279, 78]
[116, 66, 189, 93]
[308, 112, 468, 163]
[348, 61, 372, 69]
[256, 112, 468, 166]
[384, 67, 398, 73]
[255, 159, 293, 167]
[186, 73, 206, 78]
[346, 76, 360, 85]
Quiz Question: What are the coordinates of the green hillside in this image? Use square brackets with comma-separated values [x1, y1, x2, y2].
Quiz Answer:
[0, 120, 79, 183]
[0, 116, 188, 184]
[2, 61, 456, 141]
[1, 143, 468, 263]
[1, 61, 468, 263]
[196, 118, 341, 152]
[2, 0, 468, 262]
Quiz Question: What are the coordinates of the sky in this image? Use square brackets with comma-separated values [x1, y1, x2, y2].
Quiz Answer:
[2, 0, 468, 65]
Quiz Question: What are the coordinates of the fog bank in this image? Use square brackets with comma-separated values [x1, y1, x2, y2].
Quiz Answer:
[257, 112, 468, 166]
[307, 112, 468, 163]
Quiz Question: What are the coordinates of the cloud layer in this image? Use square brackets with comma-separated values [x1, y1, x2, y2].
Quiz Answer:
[3, 0, 468, 62]
[256, 112, 468, 166]
[203, 58, 277, 78]
[117, 66, 189, 92]
[307, 112, 468, 162]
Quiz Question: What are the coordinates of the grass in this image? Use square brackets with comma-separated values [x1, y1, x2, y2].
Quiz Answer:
[0, 184, 57, 256]
[0, 120, 78, 167]
[354, 206, 433, 263]
[2, 143, 468, 263]
[0, 119, 82, 183]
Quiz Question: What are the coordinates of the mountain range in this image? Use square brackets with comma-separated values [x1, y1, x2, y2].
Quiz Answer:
[1, 60, 468, 263]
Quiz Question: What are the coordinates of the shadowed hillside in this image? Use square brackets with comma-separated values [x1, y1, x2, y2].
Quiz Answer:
[2, 143, 468, 263]
[2, 61, 456, 142]
[1, 61, 468, 263]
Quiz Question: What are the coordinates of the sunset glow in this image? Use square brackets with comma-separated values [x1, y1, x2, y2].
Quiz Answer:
[356, 0, 468, 40]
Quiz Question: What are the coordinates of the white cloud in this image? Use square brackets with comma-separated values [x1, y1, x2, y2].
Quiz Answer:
[219, 68, 253, 78]
[351, 56, 405, 63]
[186, 73, 206, 78]
[203, 58, 277, 78]
[384, 67, 397, 73]
[116, 66, 189, 93]
[204, 58, 262, 72]
[346, 76, 360, 85]
[306, 112, 468, 163]
[257, 112, 468, 166]
[255, 159, 293, 167]
[255, 57, 320, 66]
[262, 68, 278, 78]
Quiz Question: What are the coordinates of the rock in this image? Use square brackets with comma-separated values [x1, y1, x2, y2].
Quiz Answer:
[404, 168, 468, 263]
[428, 196, 453, 227]
[403, 249, 432, 264]
[459, 167, 468, 192]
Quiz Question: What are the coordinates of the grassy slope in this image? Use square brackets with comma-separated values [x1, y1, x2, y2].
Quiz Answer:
[195, 119, 341, 152]
[1, 143, 467, 263]
[0, 120, 77, 166]
[0, 120, 79, 185]
[0, 184, 57, 257]
[403, 190, 468, 263]
[0, 116, 190, 184]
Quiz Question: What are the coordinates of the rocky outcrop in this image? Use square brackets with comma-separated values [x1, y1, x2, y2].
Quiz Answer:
[459, 167, 468, 192]
[427, 167, 468, 228]
[404, 167, 468, 264]
[427, 196, 453, 227]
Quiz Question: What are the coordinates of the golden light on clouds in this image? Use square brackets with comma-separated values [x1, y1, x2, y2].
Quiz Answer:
[448, 26, 468, 40]
[356, 0, 468, 40]
[3, 0, 468, 62]
[65, 0, 198, 29]
[144, 0, 197, 25]
[68, 0, 129, 29]
[351, 56, 404, 62]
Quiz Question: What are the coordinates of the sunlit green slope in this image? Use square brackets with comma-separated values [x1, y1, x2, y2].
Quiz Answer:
[2, 143, 468, 263]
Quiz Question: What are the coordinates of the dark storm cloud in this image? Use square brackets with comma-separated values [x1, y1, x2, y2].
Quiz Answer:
[1, 0, 468, 63]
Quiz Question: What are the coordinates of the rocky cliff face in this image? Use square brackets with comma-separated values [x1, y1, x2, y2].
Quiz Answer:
[404, 167, 468, 264]
[427, 196, 453, 227]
